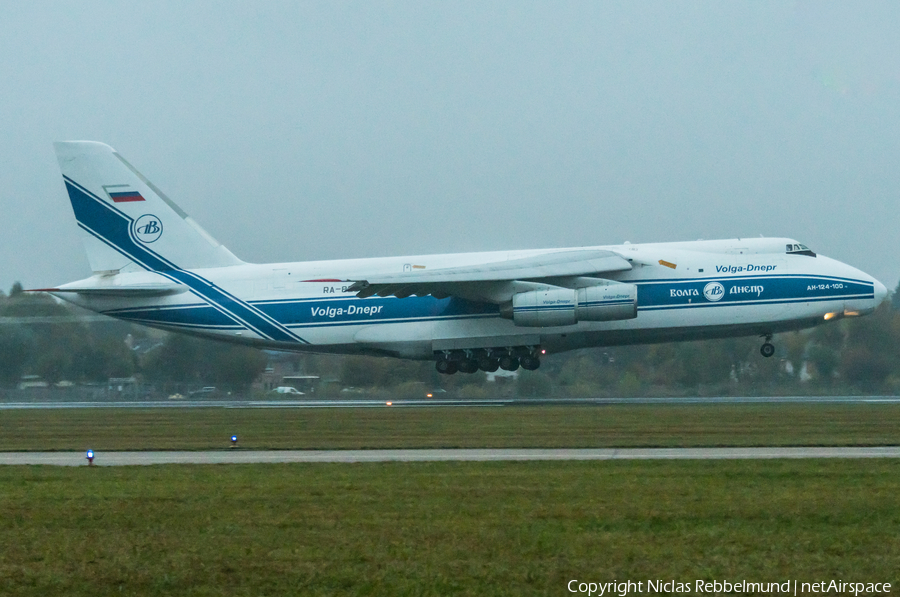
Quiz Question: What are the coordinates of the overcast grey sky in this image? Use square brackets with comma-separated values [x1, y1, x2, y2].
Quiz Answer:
[1, 1, 898, 293]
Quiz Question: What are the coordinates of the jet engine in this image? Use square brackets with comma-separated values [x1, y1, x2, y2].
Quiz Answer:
[499, 284, 637, 327]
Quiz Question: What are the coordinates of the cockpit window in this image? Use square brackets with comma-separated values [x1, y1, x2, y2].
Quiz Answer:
[786, 243, 816, 257]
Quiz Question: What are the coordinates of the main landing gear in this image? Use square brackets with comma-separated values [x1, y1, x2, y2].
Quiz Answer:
[435, 346, 542, 375]
[759, 334, 775, 358]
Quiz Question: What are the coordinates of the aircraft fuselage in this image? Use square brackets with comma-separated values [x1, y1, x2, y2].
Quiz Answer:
[56, 237, 885, 360]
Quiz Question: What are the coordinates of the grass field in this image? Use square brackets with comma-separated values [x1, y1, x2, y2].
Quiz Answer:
[3, 404, 899, 595]
[2, 402, 900, 451]
[1, 460, 898, 596]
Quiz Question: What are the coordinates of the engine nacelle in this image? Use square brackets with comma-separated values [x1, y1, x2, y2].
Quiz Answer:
[500, 284, 637, 327]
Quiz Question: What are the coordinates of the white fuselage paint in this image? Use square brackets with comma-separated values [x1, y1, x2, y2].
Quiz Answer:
[56, 237, 886, 359]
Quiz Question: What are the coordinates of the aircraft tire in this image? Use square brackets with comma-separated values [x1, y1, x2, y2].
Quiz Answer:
[479, 359, 500, 372]
[459, 360, 479, 374]
[499, 356, 519, 371]
[435, 359, 455, 374]
[760, 342, 775, 358]
[520, 356, 540, 370]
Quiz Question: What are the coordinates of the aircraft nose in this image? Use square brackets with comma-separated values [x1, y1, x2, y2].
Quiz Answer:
[873, 278, 888, 306]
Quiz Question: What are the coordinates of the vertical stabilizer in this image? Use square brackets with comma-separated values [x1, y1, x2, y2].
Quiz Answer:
[54, 141, 243, 273]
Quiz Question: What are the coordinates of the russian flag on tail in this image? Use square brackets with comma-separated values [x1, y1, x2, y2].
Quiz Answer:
[104, 185, 145, 203]
[109, 190, 145, 203]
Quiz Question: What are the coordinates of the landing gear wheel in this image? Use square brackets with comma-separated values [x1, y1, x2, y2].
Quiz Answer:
[520, 355, 540, 371]
[760, 342, 775, 358]
[458, 360, 479, 374]
[435, 359, 458, 375]
[499, 356, 520, 371]
[478, 357, 500, 372]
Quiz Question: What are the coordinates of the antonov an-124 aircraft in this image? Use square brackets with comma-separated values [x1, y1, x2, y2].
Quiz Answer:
[42, 141, 888, 374]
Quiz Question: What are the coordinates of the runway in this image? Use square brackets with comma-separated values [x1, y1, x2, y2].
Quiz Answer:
[3, 446, 900, 466]
[3, 395, 900, 409]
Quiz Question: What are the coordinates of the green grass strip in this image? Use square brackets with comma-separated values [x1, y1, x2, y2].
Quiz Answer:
[1, 460, 898, 596]
[2, 403, 900, 451]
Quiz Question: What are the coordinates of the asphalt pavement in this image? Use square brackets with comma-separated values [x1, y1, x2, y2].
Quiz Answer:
[3, 446, 900, 466]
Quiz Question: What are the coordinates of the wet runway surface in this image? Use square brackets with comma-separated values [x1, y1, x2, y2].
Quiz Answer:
[3, 396, 900, 410]
[4, 446, 900, 466]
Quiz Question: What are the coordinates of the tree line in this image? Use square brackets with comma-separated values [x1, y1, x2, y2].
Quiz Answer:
[0, 285, 266, 393]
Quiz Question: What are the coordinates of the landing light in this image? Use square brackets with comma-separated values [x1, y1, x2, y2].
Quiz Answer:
[426, 393, 433, 398]
[386, 401, 392, 406]
[844, 310, 860, 317]
[541, 349, 546, 355]
[824, 312, 838, 321]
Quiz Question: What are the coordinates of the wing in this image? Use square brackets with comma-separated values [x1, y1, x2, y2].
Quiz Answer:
[347, 249, 632, 302]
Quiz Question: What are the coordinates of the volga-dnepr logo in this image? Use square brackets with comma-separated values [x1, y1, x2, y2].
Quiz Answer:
[703, 282, 725, 302]
[132, 214, 163, 243]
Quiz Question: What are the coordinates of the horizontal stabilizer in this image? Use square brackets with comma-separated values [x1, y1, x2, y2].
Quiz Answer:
[34, 284, 188, 297]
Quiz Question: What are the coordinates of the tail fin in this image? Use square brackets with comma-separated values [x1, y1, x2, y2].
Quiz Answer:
[54, 141, 243, 274]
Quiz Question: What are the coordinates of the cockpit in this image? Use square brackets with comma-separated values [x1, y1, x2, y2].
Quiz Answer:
[785, 243, 816, 257]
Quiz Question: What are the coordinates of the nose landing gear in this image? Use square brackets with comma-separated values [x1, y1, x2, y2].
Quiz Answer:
[759, 334, 775, 358]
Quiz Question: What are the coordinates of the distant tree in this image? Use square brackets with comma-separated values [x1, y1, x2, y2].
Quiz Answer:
[340, 356, 376, 387]
[0, 326, 33, 386]
[9, 282, 23, 297]
[841, 346, 892, 392]
[141, 333, 267, 392]
[516, 370, 553, 397]
[141, 334, 205, 387]
[374, 359, 433, 388]
[0, 290, 69, 317]
[75, 334, 138, 381]
[807, 344, 839, 384]
[556, 355, 604, 391]
[617, 371, 642, 396]
[205, 343, 268, 392]
[893, 280, 900, 311]
[340, 355, 432, 388]
[839, 304, 899, 391]
[781, 332, 808, 378]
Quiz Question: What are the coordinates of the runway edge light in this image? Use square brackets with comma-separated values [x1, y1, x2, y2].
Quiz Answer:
[86, 450, 94, 466]
[231, 435, 238, 448]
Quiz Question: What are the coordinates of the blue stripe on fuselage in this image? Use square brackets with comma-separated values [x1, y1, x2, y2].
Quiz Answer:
[92, 273, 869, 333]
[103, 303, 238, 328]
[255, 295, 497, 326]
[102, 295, 498, 330]
[637, 275, 873, 310]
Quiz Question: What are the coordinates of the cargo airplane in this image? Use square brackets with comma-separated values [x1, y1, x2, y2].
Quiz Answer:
[42, 141, 888, 374]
